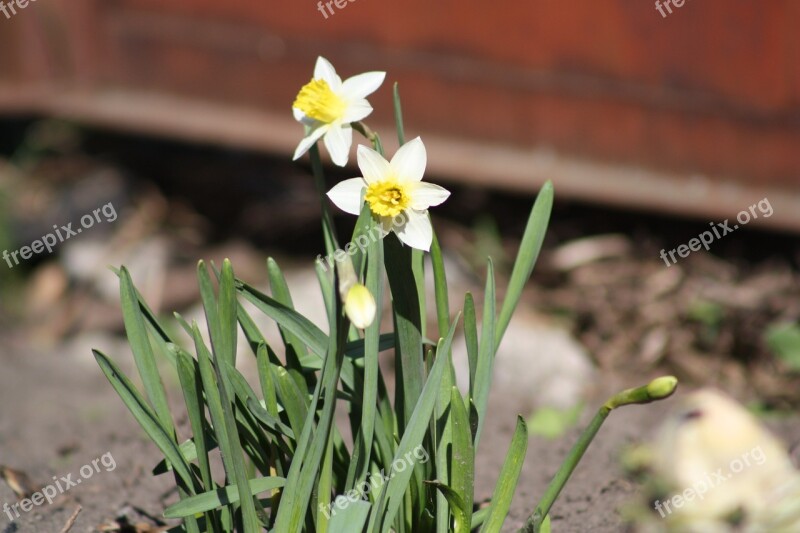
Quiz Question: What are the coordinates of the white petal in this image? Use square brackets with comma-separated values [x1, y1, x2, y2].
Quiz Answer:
[292, 126, 328, 160]
[324, 123, 352, 167]
[391, 137, 427, 182]
[357, 144, 392, 184]
[314, 56, 342, 91]
[293, 106, 305, 122]
[341, 71, 386, 100]
[327, 178, 367, 215]
[394, 209, 433, 251]
[342, 99, 373, 123]
[410, 182, 450, 210]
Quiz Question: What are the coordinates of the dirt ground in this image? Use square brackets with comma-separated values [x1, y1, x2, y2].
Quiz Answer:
[2, 328, 798, 533]
[1, 124, 799, 532]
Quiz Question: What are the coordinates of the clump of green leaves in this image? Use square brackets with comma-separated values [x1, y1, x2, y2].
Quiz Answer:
[96, 82, 676, 533]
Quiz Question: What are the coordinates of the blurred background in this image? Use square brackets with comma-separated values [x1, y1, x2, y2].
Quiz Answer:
[0, 1, 798, 531]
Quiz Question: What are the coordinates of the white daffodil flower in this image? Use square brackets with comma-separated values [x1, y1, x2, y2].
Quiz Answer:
[328, 137, 450, 251]
[326, 137, 450, 252]
[292, 56, 385, 167]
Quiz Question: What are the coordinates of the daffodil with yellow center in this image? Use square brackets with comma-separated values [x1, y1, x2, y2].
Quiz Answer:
[365, 179, 411, 218]
[327, 137, 450, 251]
[292, 57, 385, 167]
[293, 79, 346, 123]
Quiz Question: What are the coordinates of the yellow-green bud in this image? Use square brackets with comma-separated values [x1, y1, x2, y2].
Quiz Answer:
[344, 284, 376, 329]
[646, 376, 678, 400]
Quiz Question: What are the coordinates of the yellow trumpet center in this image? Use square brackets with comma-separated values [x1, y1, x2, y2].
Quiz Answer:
[365, 179, 411, 218]
[293, 79, 345, 123]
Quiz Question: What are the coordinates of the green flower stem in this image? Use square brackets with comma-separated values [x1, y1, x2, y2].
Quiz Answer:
[393, 82, 406, 146]
[353, 121, 384, 155]
[308, 143, 339, 257]
[520, 376, 678, 533]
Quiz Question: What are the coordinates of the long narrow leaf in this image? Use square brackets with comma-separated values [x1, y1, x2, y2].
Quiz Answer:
[372, 313, 461, 533]
[450, 386, 474, 532]
[384, 234, 424, 429]
[118, 267, 173, 432]
[94, 350, 195, 491]
[164, 476, 286, 518]
[480, 416, 528, 533]
[473, 259, 496, 450]
[272, 278, 346, 532]
[495, 181, 553, 348]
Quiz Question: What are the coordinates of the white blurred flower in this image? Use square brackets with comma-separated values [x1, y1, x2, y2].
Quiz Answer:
[292, 56, 385, 167]
[326, 137, 450, 251]
[631, 389, 800, 532]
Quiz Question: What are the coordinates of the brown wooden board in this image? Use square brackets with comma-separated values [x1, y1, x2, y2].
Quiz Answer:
[0, 0, 798, 229]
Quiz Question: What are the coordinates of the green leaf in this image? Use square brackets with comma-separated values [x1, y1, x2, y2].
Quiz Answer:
[118, 267, 173, 432]
[237, 280, 328, 359]
[327, 500, 371, 533]
[316, 429, 335, 532]
[176, 350, 220, 530]
[480, 417, 528, 533]
[343, 334, 395, 359]
[218, 259, 239, 368]
[193, 324, 233, 479]
[245, 397, 295, 440]
[463, 293, 479, 398]
[346, 210, 385, 490]
[473, 259, 496, 450]
[384, 234, 424, 429]
[470, 507, 490, 530]
[496, 181, 553, 349]
[110, 266, 179, 367]
[164, 476, 286, 518]
[372, 313, 461, 533]
[449, 387, 474, 531]
[434, 352, 456, 533]
[314, 258, 336, 324]
[393, 82, 406, 146]
[272, 278, 346, 533]
[431, 230, 450, 338]
[94, 350, 196, 491]
[197, 261, 223, 365]
[267, 257, 309, 377]
[426, 481, 469, 533]
[539, 515, 552, 533]
[271, 365, 309, 440]
[309, 142, 339, 258]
